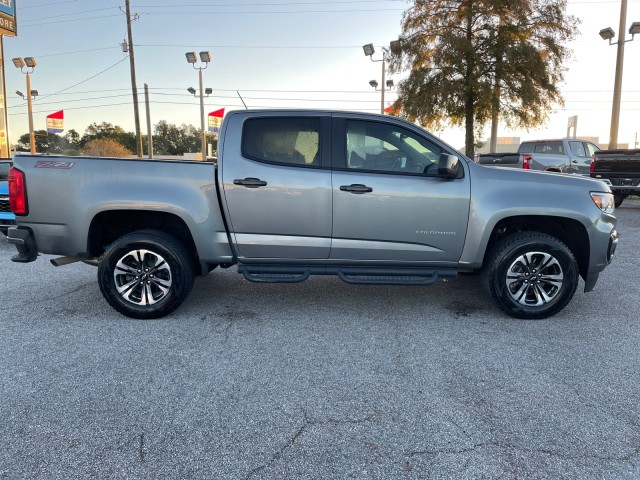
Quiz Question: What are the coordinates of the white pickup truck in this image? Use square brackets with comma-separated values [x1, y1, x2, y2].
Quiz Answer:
[6, 110, 618, 320]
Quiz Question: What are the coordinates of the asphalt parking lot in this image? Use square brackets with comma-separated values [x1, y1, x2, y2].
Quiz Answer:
[1, 200, 639, 480]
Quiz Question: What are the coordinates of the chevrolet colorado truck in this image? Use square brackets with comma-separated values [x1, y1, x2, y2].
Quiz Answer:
[7, 110, 618, 320]
[476, 138, 600, 174]
[590, 148, 640, 208]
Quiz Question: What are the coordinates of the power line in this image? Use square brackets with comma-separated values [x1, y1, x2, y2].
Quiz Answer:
[36, 47, 122, 58]
[21, 7, 116, 23]
[136, 43, 364, 49]
[134, 0, 403, 5]
[21, 0, 80, 8]
[38, 57, 130, 101]
[137, 8, 404, 14]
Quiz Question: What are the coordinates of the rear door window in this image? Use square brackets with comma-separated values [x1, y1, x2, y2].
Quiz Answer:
[242, 117, 320, 166]
[569, 141, 586, 157]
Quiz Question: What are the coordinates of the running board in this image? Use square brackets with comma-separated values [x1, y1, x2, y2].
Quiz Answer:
[238, 265, 457, 285]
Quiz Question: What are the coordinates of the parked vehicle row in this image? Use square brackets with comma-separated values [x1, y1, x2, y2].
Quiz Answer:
[475, 138, 600, 175]
[6, 111, 618, 320]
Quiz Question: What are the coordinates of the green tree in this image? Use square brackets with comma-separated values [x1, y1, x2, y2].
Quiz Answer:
[388, 0, 578, 157]
[65, 129, 81, 153]
[153, 121, 200, 155]
[16, 131, 70, 154]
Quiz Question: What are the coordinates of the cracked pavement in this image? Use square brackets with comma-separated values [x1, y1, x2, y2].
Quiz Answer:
[1, 200, 640, 479]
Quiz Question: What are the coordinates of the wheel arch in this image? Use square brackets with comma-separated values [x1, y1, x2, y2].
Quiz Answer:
[88, 210, 200, 272]
[483, 215, 590, 281]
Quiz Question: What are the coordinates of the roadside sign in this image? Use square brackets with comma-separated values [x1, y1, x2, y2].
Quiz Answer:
[0, 0, 17, 37]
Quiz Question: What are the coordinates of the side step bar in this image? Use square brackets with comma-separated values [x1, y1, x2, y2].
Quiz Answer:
[238, 265, 457, 286]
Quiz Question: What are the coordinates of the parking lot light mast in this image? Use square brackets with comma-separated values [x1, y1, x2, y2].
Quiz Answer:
[599, 0, 640, 149]
[186, 51, 211, 160]
[362, 43, 392, 114]
[12, 57, 37, 155]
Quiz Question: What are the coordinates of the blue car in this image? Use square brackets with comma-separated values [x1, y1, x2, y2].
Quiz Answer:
[0, 159, 15, 235]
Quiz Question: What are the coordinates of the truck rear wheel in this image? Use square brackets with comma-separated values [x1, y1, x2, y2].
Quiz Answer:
[614, 193, 626, 208]
[483, 232, 578, 319]
[97, 230, 195, 319]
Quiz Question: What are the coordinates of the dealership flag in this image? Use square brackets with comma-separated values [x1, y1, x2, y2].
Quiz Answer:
[208, 108, 225, 133]
[46, 110, 64, 133]
[384, 103, 399, 115]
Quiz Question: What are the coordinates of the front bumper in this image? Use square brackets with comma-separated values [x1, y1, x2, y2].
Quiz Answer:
[7, 226, 39, 262]
[584, 227, 618, 292]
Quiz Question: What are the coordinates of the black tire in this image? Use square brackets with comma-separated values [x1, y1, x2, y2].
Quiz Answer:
[482, 232, 578, 319]
[97, 230, 195, 319]
[614, 193, 626, 208]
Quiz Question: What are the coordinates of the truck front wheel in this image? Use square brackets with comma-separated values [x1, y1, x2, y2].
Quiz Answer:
[97, 230, 195, 319]
[483, 232, 578, 319]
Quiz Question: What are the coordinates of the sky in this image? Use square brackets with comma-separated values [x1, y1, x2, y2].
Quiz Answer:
[2, 0, 640, 150]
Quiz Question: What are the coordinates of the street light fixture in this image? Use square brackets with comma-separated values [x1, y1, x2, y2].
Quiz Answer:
[599, 0, 639, 149]
[599, 27, 615, 42]
[362, 43, 375, 57]
[187, 87, 196, 95]
[363, 42, 393, 114]
[12, 56, 37, 155]
[185, 50, 212, 160]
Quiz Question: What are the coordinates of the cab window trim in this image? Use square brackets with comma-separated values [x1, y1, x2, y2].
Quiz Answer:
[240, 116, 329, 169]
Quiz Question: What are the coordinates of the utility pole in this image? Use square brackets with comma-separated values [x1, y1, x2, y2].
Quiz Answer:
[144, 83, 153, 159]
[609, 0, 627, 149]
[125, 0, 144, 158]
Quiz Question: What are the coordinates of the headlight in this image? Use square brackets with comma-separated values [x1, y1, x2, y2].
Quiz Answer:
[591, 192, 615, 214]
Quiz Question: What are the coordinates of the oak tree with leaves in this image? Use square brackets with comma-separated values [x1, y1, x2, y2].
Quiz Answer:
[388, 0, 578, 157]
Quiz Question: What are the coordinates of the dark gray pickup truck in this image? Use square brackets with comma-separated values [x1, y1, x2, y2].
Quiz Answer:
[6, 110, 618, 320]
[591, 149, 640, 207]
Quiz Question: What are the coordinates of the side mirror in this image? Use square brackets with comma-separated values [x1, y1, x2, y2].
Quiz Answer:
[438, 153, 460, 178]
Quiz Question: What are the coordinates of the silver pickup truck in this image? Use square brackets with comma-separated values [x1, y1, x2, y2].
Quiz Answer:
[476, 138, 601, 174]
[6, 110, 618, 320]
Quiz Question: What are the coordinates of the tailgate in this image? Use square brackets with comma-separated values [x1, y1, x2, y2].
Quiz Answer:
[593, 150, 640, 176]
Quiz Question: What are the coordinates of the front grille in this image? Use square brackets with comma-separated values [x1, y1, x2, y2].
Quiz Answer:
[0, 195, 10, 213]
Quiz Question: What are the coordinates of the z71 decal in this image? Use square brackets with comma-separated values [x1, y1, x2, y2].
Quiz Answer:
[35, 160, 76, 169]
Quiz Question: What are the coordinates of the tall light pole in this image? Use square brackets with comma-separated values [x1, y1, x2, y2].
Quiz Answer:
[12, 57, 37, 155]
[186, 51, 211, 160]
[599, 0, 640, 149]
[362, 43, 393, 114]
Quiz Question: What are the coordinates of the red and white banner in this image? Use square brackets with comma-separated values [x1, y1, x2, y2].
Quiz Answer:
[208, 108, 225, 133]
[46, 110, 64, 133]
